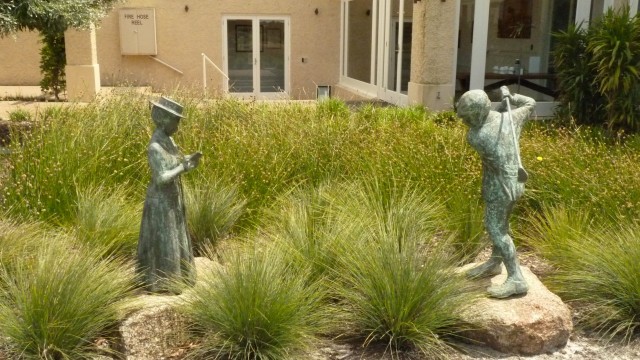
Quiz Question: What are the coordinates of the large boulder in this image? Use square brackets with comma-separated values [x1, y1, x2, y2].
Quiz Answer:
[460, 264, 573, 355]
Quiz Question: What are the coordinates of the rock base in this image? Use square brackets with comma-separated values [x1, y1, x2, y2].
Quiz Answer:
[118, 257, 216, 360]
[460, 264, 573, 355]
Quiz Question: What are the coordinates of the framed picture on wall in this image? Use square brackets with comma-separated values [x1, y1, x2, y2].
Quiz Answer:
[265, 28, 283, 49]
[498, 0, 533, 39]
[235, 25, 252, 52]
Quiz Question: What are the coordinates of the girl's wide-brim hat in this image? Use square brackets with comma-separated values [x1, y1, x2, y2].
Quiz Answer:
[149, 96, 185, 118]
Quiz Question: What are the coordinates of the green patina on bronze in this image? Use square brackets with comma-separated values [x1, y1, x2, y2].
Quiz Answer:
[137, 97, 202, 293]
[457, 86, 535, 299]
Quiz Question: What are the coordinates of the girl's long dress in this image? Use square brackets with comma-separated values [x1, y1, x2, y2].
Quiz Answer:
[137, 131, 195, 292]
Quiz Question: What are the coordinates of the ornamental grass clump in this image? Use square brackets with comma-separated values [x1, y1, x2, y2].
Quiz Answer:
[331, 181, 475, 358]
[523, 205, 640, 341]
[0, 237, 137, 359]
[180, 245, 331, 360]
[184, 178, 247, 255]
[262, 182, 350, 285]
[444, 195, 486, 263]
[74, 185, 141, 258]
[0, 217, 49, 275]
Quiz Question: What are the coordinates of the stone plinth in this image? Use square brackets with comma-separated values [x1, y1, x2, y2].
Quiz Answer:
[460, 264, 573, 355]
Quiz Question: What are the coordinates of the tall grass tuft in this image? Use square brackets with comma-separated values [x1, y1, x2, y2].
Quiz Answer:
[520, 204, 594, 266]
[523, 205, 640, 341]
[74, 185, 141, 258]
[180, 245, 331, 359]
[2, 92, 149, 223]
[444, 195, 486, 263]
[184, 179, 247, 255]
[0, 239, 137, 359]
[0, 217, 50, 275]
[262, 182, 348, 285]
[331, 181, 475, 357]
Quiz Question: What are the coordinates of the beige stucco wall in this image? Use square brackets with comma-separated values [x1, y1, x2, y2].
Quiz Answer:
[94, 0, 340, 99]
[0, 31, 42, 85]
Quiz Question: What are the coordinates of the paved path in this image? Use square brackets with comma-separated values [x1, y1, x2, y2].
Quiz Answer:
[0, 86, 154, 120]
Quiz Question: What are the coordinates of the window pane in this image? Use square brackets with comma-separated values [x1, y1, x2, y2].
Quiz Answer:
[483, 0, 576, 102]
[260, 20, 285, 92]
[228, 20, 253, 93]
[347, 0, 375, 83]
[456, 0, 475, 96]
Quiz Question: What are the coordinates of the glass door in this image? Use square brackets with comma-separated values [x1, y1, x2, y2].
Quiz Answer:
[224, 17, 289, 99]
[377, 0, 412, 105]
[226, 19, 254, 94]
[340, 0, 411, 105]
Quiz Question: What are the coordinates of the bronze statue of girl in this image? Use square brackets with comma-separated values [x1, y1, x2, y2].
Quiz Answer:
[137, 97, 202, 293]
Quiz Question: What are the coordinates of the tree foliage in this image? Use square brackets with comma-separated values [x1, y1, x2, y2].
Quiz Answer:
[1, 1, 121, 100]
[0, 0, 121, 36]
[39, 31, 66, 100]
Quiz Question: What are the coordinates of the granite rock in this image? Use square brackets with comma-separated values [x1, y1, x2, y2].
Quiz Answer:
[460, 264, 573, 355]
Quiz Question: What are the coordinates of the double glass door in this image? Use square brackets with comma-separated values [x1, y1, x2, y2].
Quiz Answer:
[224, 17, 289, 98]
[341, 0, 412, 105]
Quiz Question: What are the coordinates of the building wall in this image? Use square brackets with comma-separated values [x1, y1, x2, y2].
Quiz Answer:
[96, 0, 341, 99]
[0, 31, 42, 85]
[0, 0, 341, 100]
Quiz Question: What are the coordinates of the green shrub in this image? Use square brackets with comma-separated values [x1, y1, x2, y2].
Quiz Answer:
[8, 108, 32, 122]
[553, 8, 640, 130]
[552, 24, 604, 124]
[520, 204, 594, 265]
[184, 179, 247, 254]
[180, 245, 330, 359]
[522, 121, 640, 221]
[445, 195, 486, 263]
[39, 31, 66, 101]
[263, 182, 350, 285]
[4, 92, 640, 237]
[74, 185, 141, 258]
[0, 240, 137, 359]
[316, 98, 350, 120]
[334, 217, 473, 358]
[588, 7, 640, 130]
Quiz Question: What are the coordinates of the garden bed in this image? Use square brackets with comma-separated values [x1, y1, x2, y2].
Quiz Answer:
[1, 95, 639, 359]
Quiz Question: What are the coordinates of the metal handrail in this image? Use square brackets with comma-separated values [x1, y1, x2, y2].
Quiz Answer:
[148, 56, 183, 75]
[202, 53, 229, 94]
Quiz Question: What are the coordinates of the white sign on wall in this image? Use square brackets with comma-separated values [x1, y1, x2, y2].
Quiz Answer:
[119, 8, 157, 55]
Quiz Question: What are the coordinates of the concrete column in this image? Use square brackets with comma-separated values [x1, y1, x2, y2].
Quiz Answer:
[64, 24, 100, 102]
[408, 0, 458, 111]
[613, 0, 631, 9]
